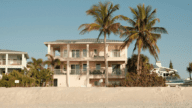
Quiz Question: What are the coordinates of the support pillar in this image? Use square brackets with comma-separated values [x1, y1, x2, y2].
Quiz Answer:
[48, 44, 51, 54]
[6, 54, 8, 65]
[66, 44, 70, 87]
[86, 44, 89, 58]
[86, 61, 89, 87]
[22, 54, 25, 66]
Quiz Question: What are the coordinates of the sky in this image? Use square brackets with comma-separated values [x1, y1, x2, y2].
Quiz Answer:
[0, 0, 191, 79]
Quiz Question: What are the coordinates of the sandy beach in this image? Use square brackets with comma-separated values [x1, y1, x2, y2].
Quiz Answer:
[0, 87, 192, 108]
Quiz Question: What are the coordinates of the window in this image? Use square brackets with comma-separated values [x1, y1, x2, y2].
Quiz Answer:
[94, 49, 97, 55]
[72, 50, 80, 58]
[63, 50, 67, 58]
[96, 64, 101, 70]
[83, 64, 87, 72]
[83, 49, 87, 57]
[112, 50, 120, 57]
[71, 64, 80, 74]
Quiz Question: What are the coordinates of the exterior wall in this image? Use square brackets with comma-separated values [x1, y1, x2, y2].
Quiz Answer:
[54, 75, 67, 87]
[70, 75, 87, 87]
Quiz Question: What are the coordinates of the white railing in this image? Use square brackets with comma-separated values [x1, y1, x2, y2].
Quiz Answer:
[54, 69, 66, 75]
[54, 68, 127, 76]
[70, 69, 87, 75]
[8, 60, 22, 65]
[0, 60, 6, 65]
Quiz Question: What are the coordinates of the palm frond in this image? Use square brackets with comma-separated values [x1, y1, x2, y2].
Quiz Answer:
[151, 27, 168, 34]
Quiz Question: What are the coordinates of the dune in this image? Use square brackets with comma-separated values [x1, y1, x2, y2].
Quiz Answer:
[0, 87, 192, 108]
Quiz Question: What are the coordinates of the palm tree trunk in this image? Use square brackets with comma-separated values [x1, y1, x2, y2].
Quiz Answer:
[137, 49, 141, 75]
[104, 33, 108, 86]
[52, 66, 54, 86]
[190, 72, 191, 80]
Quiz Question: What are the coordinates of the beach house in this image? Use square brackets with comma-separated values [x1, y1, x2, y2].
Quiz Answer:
[0, 49, 29, 78]
[44, 38, 128, 87]
[152, 61, 178, 78]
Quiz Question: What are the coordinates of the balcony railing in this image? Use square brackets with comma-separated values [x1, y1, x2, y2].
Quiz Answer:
[8, 60, 22, 65]
[54, 69, 66, 75]
[0, 60, 6, 65]
[70, 69, 87, 75]
[54, 68, 127, 76]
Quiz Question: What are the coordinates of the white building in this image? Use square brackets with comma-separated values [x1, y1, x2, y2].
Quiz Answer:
[152, 61, 177, 77]
[44, 38, 128, 87]
[0, 49, 29, 78]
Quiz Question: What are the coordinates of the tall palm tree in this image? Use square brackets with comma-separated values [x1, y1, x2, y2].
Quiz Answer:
[119, 4, 168, 75]
[44, 54, 61, 86]
[78, 2, 123, 86]
[187, 62, 192, 80]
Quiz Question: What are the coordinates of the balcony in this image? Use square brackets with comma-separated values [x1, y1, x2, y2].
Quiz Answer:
[54, 69, 66, 75]
[8, 60, 22, 65]
[54, 68, 127, 77]
[0, 60, 6, 65]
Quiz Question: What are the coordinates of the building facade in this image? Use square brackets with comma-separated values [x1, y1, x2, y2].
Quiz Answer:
[0, 49, 29, 78]
[44, 38, 128, 87]
[152, 61, 178, 78]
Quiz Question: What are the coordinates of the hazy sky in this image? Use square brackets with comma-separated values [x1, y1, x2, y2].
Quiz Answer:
[0, 0, 191, 79]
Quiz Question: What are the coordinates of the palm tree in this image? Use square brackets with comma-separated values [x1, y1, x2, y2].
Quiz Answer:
[78, 2, 123, 86]
[187, 62, 192, 80]
[44, 54, 61, 86]
[28, 57, 44, 70]
[119, 4, 168, 75]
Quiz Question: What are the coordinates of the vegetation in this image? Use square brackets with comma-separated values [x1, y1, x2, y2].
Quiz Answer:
[119, 4, 168, 75]
[0, 57, 53, 87]
[44, 54, 61, 86]
[187, 62, 192, 80]
[78, 2, 125, 86]
[169, 60, 173, 69]
[108, 54, 166, 87]
[126, 54, 152, 74]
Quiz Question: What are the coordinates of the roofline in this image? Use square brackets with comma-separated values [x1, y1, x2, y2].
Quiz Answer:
[0, 52, 29, 59]
[44, 42, 124, 45]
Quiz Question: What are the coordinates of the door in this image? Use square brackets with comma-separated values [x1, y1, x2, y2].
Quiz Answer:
[71, 64, 80, 74]
[54, 79, 57, 87]
[112, 64, 121, 75]
[83, 64, 87, 72]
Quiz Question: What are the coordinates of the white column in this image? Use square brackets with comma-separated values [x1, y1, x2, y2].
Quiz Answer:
[48, 44, 51, 54]
[67, 44, 70, 87]
[86, 61, 89, 87]
[6, 54, 8, 65]
[67, 44, 70, 58]
[5, 68, 8, 74]
[22, 54, 25, 66]
[86, 44, 89, 58]
[67, 60, 70, 87]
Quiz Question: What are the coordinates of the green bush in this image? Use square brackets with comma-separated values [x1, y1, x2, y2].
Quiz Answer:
[118, 71, 166, 87]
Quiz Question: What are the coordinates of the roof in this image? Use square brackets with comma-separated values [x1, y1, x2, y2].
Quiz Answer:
[0, 49, 24, 52]
[0, 49, 29, 59]
[44, 38, 124, 45]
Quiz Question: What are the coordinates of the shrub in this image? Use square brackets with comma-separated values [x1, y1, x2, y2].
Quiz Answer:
[118, 71, 166, 87]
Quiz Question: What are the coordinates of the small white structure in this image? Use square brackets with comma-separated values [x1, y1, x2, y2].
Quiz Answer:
[0, 49, 29, 78]
[151, 61, 177, 78]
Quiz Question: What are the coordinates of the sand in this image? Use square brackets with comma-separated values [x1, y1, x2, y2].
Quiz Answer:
[0, 87, 192, 108]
